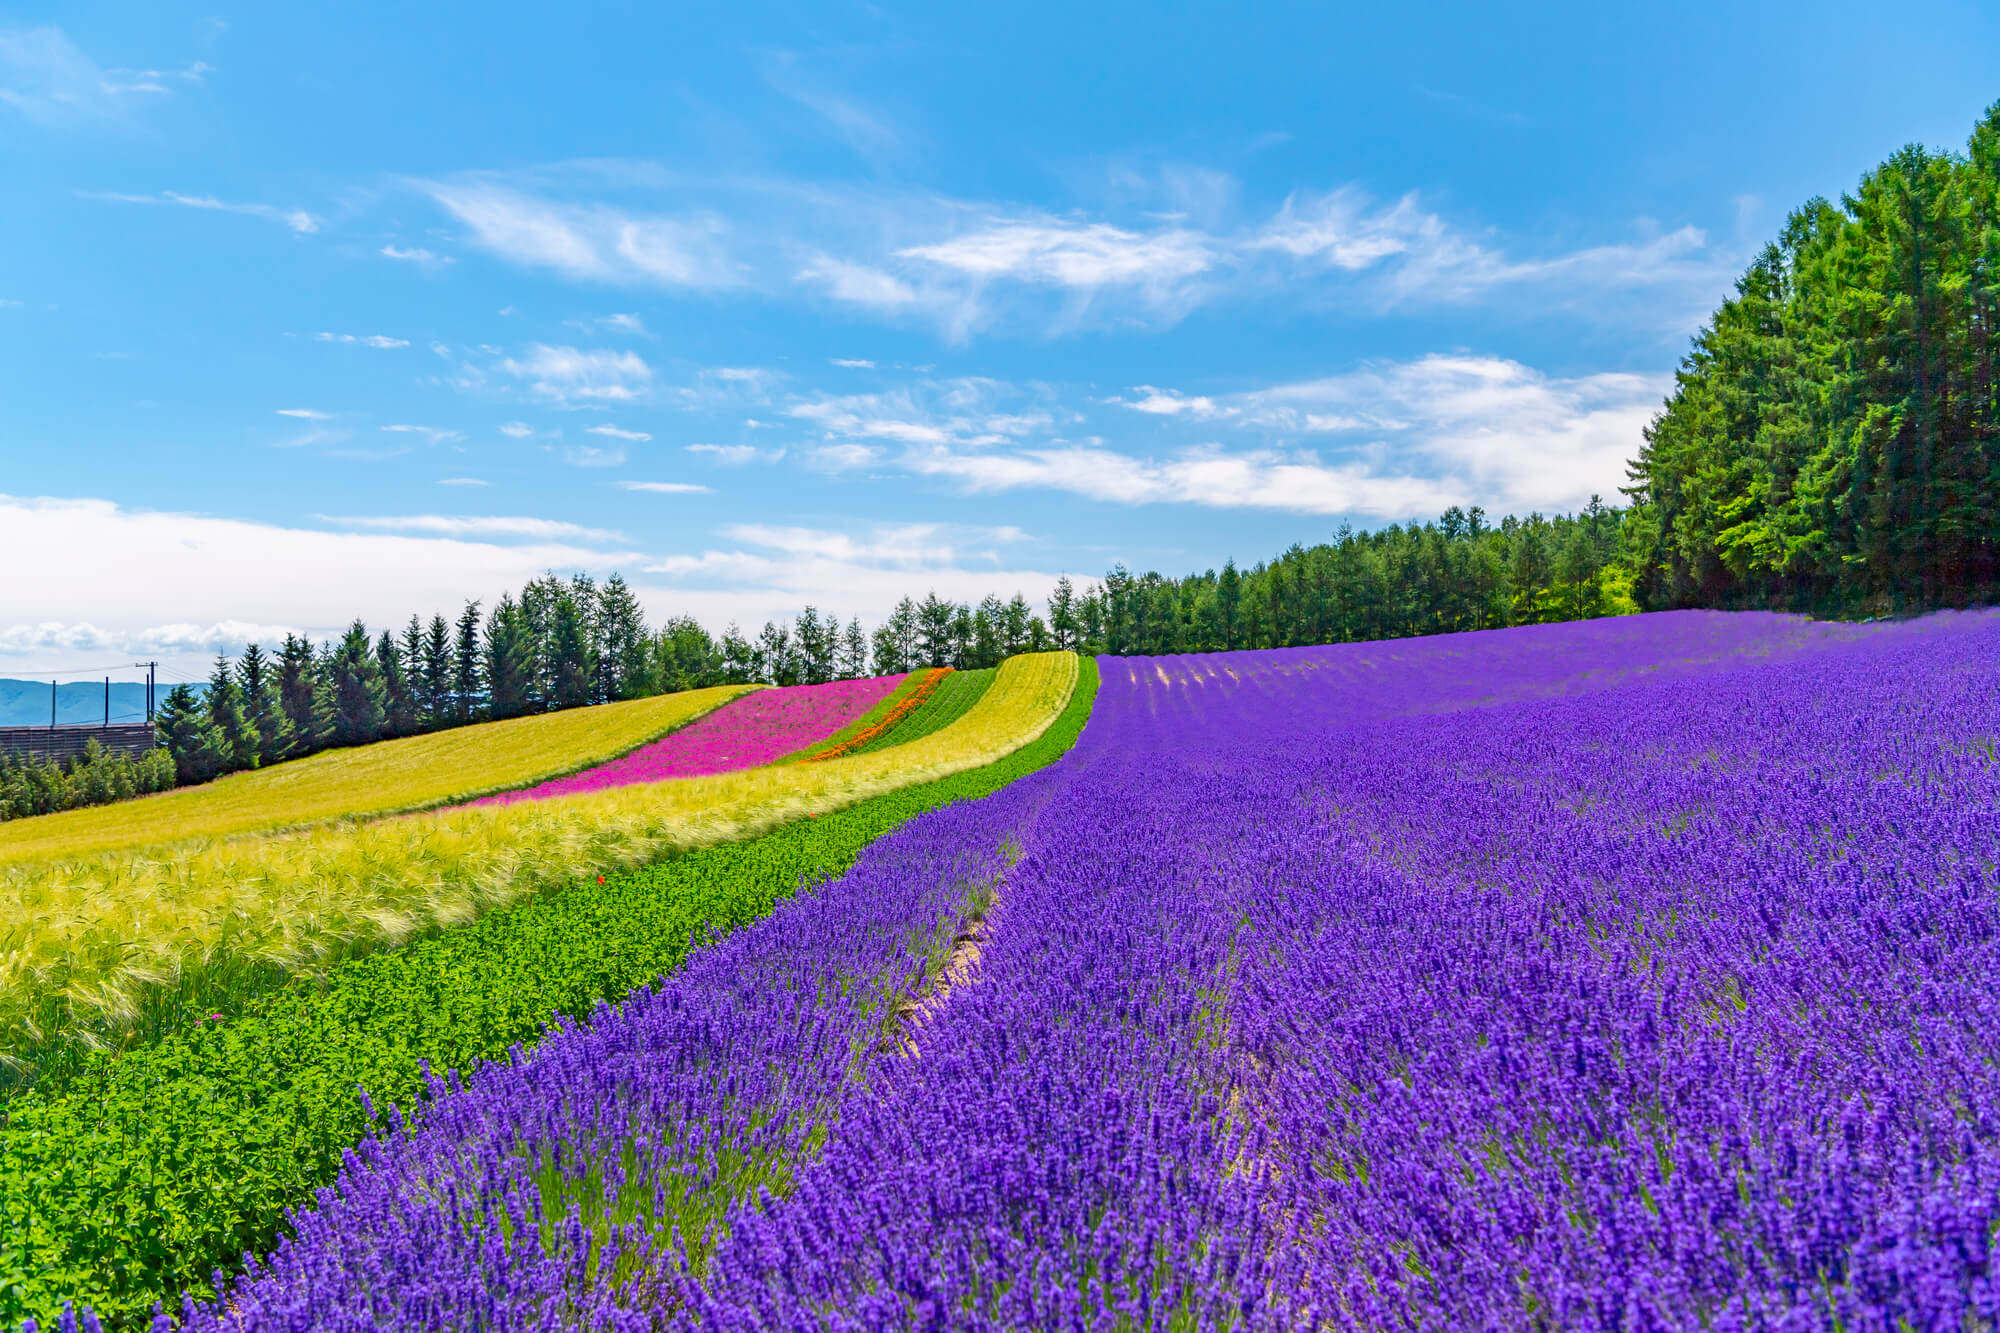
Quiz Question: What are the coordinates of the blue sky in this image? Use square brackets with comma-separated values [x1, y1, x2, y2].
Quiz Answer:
[4, 0, 1997, 676]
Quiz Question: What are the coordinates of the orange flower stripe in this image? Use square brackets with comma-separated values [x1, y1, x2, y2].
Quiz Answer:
[805, 667, 952, 761]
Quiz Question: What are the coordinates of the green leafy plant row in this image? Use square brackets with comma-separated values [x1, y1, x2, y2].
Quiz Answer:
[847, 667, 997, 755]
[0, 659, 1099, 1331]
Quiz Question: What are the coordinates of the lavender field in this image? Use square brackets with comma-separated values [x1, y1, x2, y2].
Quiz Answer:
[146, 610, 1998, 1331]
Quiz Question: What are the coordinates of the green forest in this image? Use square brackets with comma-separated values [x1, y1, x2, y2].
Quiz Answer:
[1626, 101, 2000, 611]
[8, 102, 1996, 820]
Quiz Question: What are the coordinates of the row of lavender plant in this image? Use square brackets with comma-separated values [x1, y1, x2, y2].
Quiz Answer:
[112, 609, 1997, 1329]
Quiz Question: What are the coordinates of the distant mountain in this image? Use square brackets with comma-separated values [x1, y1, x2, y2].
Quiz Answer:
[0, 680, 194, 729]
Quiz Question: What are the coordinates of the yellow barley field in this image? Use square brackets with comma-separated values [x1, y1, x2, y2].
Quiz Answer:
[0, 684, 755, 865]
[0, 652, 1077, 1061]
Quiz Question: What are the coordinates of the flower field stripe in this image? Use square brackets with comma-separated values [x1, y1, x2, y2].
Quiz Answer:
[0, 686, 753, 865]
[776, 669, 933, 764]
[803, 668, 950, 761]
[472, 674, 906, 806]
[0, 653, 1076, 1077]
[671, 610, 2000, 1330]
[0, 658, 1098, 1332]
[844, 665, 997, 757]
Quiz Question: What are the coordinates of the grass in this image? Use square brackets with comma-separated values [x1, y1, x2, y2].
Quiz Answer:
[0, 684, 755, 864]
[848, 667, 998, 755]
[0, 653, 1079, 1069]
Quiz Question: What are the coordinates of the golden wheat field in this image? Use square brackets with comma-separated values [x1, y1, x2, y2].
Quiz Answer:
[0, 684, 754, 864]
[0, 652, 1078, 1059]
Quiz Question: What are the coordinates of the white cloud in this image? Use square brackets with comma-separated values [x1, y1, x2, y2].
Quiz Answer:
[830, 358, 875, 369]
[899, 218, 1213, 290]
[380, 244, 452, 264]
[411, 167, 1735, 342]
[381, 424, 463, 444]
[321, 513, 626, 543]
[0, 494, 641, 674]
[1114, 386, 1230, 419]
[422, 180, 740, 289]
[499, 421, 534, 438]
[763, 53, 905, 162]
[587, 424, 652, 442]
[601, 312, 646, 334]
[563, 444, 627, 468]
[272, 426, 348, 451]
[0, 27, 204, 127]
[616, 481, 711, 494]
[437, 477, 488, 487]
[634, 521, 1056, 634]
[83, 189, 319, 234]
[1249, 187, 1433, 269]
[275, 407, 331, 419]
[685, 443, 772, 466]
[316, 332, 410, 348]
[902, 441, 1454, 518]
[500, 343, 654, 404]
[796, 255, 920, 309]
[811, 443, 883, 469]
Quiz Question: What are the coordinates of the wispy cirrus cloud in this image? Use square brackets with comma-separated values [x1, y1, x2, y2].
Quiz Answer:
[320, 513, 627, 543]
[1, 27, 206, 127]
[82, 189, 320, 234]
[315, 331, 409, 348]
[587, 424, 652, 442]
[409, 163, 1740, 343]
[617, 480, 711, 494]
[380, 243, 452, 264]
[563, 444, 627, 468]
[422, 180, 741, 289]
[500, 343, 654, 404]
[686, 443, 783, 465]
[381, 424, 464, 444]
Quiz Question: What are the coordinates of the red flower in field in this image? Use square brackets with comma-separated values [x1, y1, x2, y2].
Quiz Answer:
[597, 875, 606, 883]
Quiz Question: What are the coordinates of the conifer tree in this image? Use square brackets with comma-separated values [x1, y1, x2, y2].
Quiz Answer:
[595, 574, 653, 700]
[326, 621, 388, 747]
[453, 600, 484, 722]
[376, 629, 419, 736]
[237, 643, 295, 767]
[156, 682, 227, 785]
[484, 594, 535, 719]
[838, 617, 869, 679]
[276, 633, 325, 756]
[422, 614, 453, 727]
[547, 590, 596, 710]
[204, 653, 258, 773]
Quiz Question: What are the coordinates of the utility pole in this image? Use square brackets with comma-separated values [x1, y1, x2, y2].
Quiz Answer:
[146, 661, 157, 723]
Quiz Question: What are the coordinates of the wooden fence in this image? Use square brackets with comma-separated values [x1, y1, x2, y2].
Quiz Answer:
[0, 725, 160, 764]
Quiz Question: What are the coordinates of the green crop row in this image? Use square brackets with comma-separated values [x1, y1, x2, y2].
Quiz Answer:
[0, 659, 1099, 1331]
[848, 667, 997, 755]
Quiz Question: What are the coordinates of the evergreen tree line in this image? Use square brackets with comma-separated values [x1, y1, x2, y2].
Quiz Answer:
[1626, 101, 2000, 612]
[124, 500, 1640, 792]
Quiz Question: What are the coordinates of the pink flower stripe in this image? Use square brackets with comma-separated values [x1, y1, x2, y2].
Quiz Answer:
[469, 675, 906, 807]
